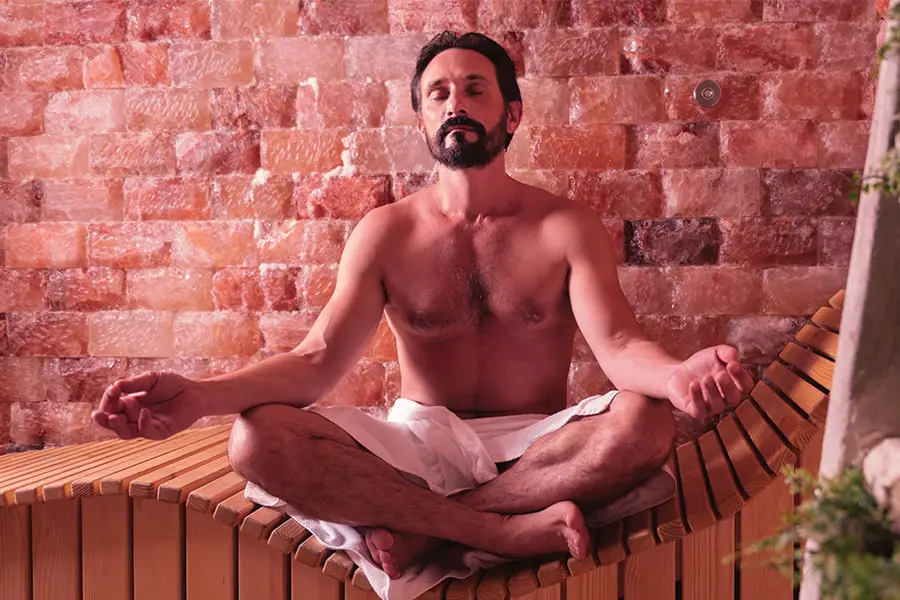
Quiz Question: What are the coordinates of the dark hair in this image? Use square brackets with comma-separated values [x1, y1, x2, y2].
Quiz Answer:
[410, 31, 522, 148]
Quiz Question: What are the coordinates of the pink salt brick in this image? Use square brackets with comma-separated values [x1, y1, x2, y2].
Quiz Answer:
[573, 0, 665, 25]
[818, 217, 856, 266]
[299, 81, 389, 129]
[671, 266, 763, 314]
[125, 268, 213, 311]
[211, 267, 263, 310]
[259, 266, 300, 311]
[604, 218, 626, 264]
[662, 168, 761, 217]
[173, 312, 260, 358]
[762, 169, 855, 216]
[175, 130, 260, 175]
[295, 174, 390, 219]
[0, 404, 8, 446]
[174, 221, 257, 267]
[0, 92, 47, 136]
[572, 329, 593, 362]
[346, 127, 432, 175]
[509, 170, 569, 196]
[257, 37, 344, 83]
[818, 121, 870, 169]
[0, 358, 44, 405]
[761, 72, 862, 121]
[517, 78, 568, 127]
[346, 34, 430, 81]
[119, 42, 169, 86]
[47, 268, 125, 311]
[302, 220, 347, 265]
[169, 41, 253, 89]
[364, 317, 398, 361]
[0, 5, 43, 47]
[720, 217, 817, 266]
[525, 29, 619, 77]
[617, 266, 673, 314]
[44, 91, 126, 135]
[723, 315, 806, 364]
[43, 357, 127, 404]
[13, 402, 98, 446]
[42, 179, 124, 222]
[0, 269, 45, 312]
[127, 0, 211, 41]
[721, 121, 818, 168]
[636, 314, 722, 360]
[570, 76, 665, 124]
[304, 265, 337, 310]
[763, 0, 873, 21]
[492, 31, 527, 77]
[8, 135, 90, 179]
[667, 0, 760, 24]
[91, 132, 176, 176]
[387, 0, 477, 32]
[569, 362, 614, 400]
[212, 0, 299, 39]
[211, 86, 296, 130]
[123, 177, 210, 221]
[0, 46, 85, 92]
[258, 311, 316, 352]
[7, 312, 88, 357]
[532, 125, 626, 170]
[88, 222, 177, 268]
[621, 27, 717, 74]
[126, 89, 211, 131]
[627, 123, 719, 169]
[84, 45, 125, 89]
[89, 310, 175, 357]
[815, 23, 879, 71]
[0, 180, 41, 224]
[255, 220, 306, 266]
[7, 223, 87, 268]
[476, 0, 568, 30]
[0, 138, 8, 178]
[318, 361, 386, 408]
[44, 1, 127, 45]
[262, 129, 344, 175]
[665, 73, 760, 121]
[571, 170, 663, 218]
[298, 0, 389, 34]
[626, 219, 720, 266]
[383, 362, 400, 404]
[212, 175, 293, 220]
[391, 171, 438, 200]
[385, 80, 418, 127]
[761, 266, 848, 315]
[718, 24, 815, 71]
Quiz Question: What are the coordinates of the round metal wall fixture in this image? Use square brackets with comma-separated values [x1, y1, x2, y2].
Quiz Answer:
[693, 80, 721, 108]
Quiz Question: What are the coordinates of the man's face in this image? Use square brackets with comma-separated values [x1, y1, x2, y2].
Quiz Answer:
[417, 48, 519, 170]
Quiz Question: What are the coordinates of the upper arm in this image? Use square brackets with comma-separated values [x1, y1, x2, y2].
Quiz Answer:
[291, 210, 390, 394]
[564, 206, 644, 370]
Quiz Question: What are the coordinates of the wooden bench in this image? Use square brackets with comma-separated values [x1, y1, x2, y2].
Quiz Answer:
[0, 290, 842, 600]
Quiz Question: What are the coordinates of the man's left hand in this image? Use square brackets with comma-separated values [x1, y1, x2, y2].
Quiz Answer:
[665, 345, 754, 420]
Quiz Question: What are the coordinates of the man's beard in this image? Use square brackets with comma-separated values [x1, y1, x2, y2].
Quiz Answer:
[426, 113, 507, 170]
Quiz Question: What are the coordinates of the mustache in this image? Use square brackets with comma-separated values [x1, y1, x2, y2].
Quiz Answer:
[437, 116, 486, 140]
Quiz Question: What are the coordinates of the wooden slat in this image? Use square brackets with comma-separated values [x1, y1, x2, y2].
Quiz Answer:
[696, 430, 744, 518]
[127, 442, 228, 499]
[800, 429, 825, 485]
[187, 471, 246, 514]
[779, 343, 835, 390]
[82, 495, 131, 600]
[267, 518, 311, 555]
[294, 534, 332, 567]
[133, 498, 183, 600]
[829, 289, 845, 309]
[41, 437, 152, 501]
[795, 324, 840, 360]
[750, 382, 818, 451]
[420, 580, 451, 600]
[0, 441, 114, 505]
[716, 417, 772, 498]
[625, 509, 656, 553]
[292, 561, 341, 600]
[351, 566, 374, 592]
[239, 534, 289, 600]
[507, 563, 540, 597]
[595, 520, 626, 566]
[322, 551, 355, 582]
[565, 564, 617, 600]
[157, 455, 233, 503]
[623, 542, 676, 600]
[764, 361, 828, 423]
[655, 458, 686, 543]
[445, 574, 480, 600]
[536, 559, 567, 588]
[739, 477, 794, 600]
[241, 506, 286, 540]
[213, 489, 256, 527]
[0, 504, 32, 600]
[734, 401, 796, 475]
[681, 517, 735, 600]
[515, 583, 562, 600]
[0, 441, 106, 489]
[186, 508, 236, 600]
[811, 306, 841, 332]
[475, 563, 513, 600]
[674, 442, 716, 532]
[32, 500, 81, 600]
[345, 579, 380, 600]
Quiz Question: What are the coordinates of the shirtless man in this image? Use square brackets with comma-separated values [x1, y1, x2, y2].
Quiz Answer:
[93, 32, 753, 580]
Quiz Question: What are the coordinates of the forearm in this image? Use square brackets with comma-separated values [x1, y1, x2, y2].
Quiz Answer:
[195, 352, 329, 415]
[604, 338, 680, 400]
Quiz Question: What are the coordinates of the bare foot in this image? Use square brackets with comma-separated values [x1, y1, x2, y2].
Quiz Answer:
[497, 501, 590, 560]
[365, 528, 444, 579]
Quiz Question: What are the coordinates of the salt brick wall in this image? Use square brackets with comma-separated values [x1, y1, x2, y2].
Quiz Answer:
[0, 0, 882, 451]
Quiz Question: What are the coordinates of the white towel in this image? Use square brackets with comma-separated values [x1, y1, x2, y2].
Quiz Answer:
[244, 391, 671, 600]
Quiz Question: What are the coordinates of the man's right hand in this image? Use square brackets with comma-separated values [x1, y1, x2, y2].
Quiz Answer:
[92, 371, 207, 440]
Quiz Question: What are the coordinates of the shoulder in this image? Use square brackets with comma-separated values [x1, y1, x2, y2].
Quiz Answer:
[529, 187, 611, 259]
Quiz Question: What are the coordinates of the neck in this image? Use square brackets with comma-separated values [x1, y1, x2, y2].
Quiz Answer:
[434, 157, 517, 221]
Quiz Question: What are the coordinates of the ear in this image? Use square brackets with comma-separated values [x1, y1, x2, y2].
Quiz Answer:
[505, 100, 523, 135]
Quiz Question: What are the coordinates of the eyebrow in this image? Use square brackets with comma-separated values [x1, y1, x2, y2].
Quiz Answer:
[425, 74, 489, 91]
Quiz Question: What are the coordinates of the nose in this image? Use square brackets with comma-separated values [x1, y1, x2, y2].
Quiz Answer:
[445, 87, 467, 118]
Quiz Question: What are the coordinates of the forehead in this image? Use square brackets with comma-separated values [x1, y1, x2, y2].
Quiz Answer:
[420, 48, 498, 88]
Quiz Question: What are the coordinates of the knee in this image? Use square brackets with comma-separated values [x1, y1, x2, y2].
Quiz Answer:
[610, 391, 676, 471]
[228, 404, 300, 482]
